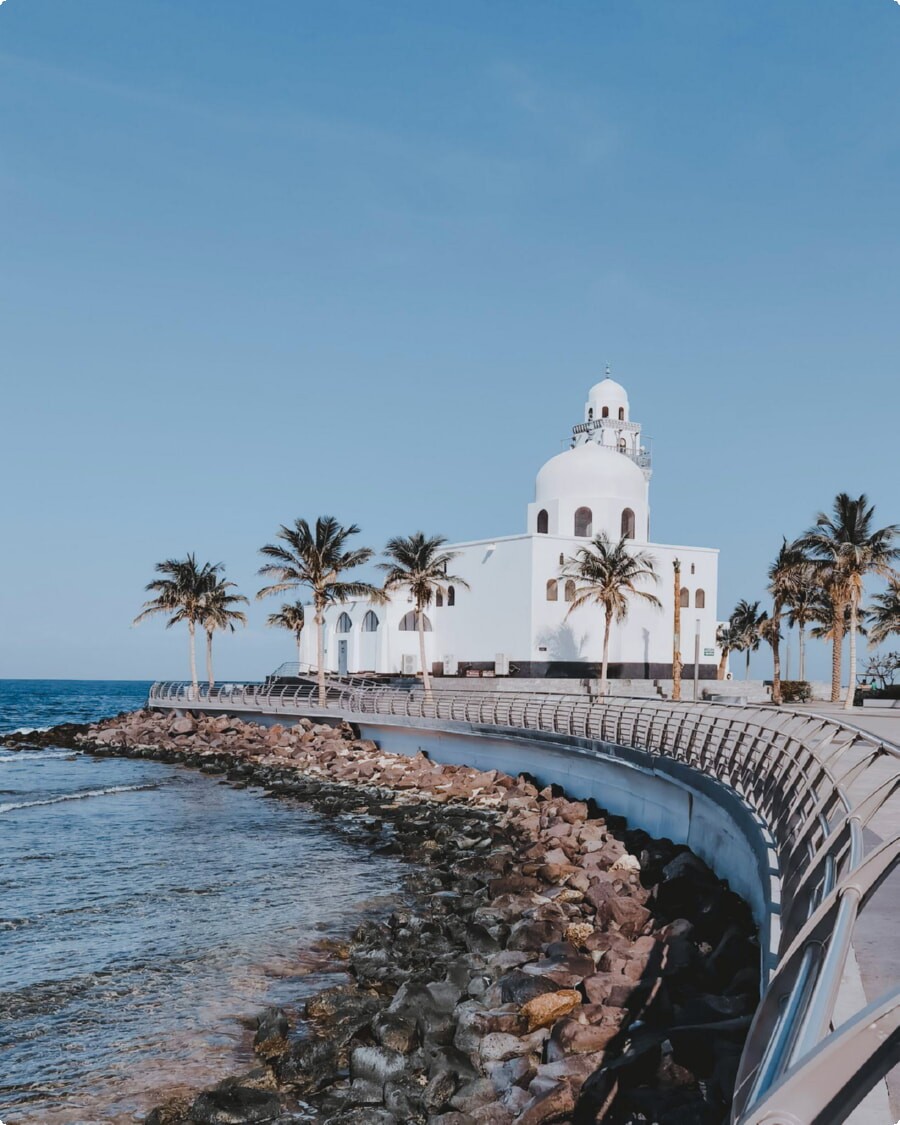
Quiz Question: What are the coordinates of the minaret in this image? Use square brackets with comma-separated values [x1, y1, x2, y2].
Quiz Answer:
[571, 368, 652, 482]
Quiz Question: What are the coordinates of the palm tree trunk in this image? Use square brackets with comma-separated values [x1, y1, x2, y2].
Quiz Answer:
[831, 609, 844, 703]
[843, 596, 858, 711]
[600, 608, 612, 697]
[771, 605, 782, 705]
[316, 609, 326, 707]
[188, 620, 198, 697]
[296, 633, 303, 671]
[417, 604, 432, 698]
[206, 628, 214, 690]
[745, 648, 751, 679]
[717, 648, 729, 680]
[798, 626, 806, 682]
[672, 562, 682, 701]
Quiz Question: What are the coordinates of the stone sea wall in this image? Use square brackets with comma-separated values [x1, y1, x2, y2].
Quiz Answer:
[73, 709, 759, 1125]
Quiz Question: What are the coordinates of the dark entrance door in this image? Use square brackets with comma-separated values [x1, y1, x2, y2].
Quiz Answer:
[338, 640, 348, 676]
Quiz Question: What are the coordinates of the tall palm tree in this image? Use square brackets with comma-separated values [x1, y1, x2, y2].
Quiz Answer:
[257, 517, 382, 705]
[767, 539, 808, 704]
[730, 598, 768, 680]
[133, 554, 219, 695]
[266, 601, 307, 669]
[561, 534, 661, 697]
[378, 532, 469, 698]
[799, 493, 899, 709]
[785, 560, 819, 682]
[869, 575, 900, 647]
[201, 578, 248, 689]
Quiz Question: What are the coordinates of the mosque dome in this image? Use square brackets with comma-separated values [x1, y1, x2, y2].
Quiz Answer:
[586, 376, 629, 423]
[535, 442, 645, 507]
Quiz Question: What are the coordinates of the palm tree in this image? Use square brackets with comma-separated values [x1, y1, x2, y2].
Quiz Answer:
[798, 493, 899, 709]
[257, 517, 382, 705]
[767, 539, 808, 704]
[785, 561, 819, 682]
[201, 578, 248, 689]
[561, 534, 661, 697]
[133, 554, 218, 695]
[716, 619, 739, 680]
[378, 532, 469, 697]
[730, 599, 768, 680]
[266, 601, 307, 669]
[869, 575, 900, 647]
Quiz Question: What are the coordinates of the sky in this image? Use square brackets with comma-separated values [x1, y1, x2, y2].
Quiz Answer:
[0, 0, 898, 683]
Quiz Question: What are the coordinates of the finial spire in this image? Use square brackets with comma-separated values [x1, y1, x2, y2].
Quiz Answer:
[605, 362, 611, 377]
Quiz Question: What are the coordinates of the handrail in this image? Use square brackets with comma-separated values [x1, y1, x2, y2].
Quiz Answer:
[146, 679, 900, 1123]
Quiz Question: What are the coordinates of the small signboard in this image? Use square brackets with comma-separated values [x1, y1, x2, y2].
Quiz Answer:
[704, 648, 715, 658]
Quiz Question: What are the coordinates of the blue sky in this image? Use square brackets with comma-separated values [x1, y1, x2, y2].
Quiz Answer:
[1, 0, 897, 682]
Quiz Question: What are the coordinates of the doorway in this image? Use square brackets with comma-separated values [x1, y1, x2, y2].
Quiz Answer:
[337, 640, 349, 676]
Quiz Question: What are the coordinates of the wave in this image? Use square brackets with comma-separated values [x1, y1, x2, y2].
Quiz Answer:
[0, 751, 80, 763]
[4, 726, 51, 735]
[0, 783, 159, 815]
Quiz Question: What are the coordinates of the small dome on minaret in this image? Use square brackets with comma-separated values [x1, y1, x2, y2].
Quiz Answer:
[585, 367, 629, 422]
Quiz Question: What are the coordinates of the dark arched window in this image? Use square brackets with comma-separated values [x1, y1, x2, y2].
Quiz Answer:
[536, 509, 549, 534]
[559, 552, 565, 566]
[336, 612, 352, 633]
[695, 589, 706, 609]
[447, 585, 455, 606]
[587, 408, 593, 421]
[621, 508, 635, 539]
[546, 579, 558, 602]
[618, 407, 625, 420]
[399, 611, 432, 631]
[574, 507, 593, 537]
[564, 579, 576, 603]
[435, 590, 443, 607]
[601, 406, 609, 418]
[618, 438, 627, 452]
[679, 588, 690, 608]
[362, 611, 379, 631]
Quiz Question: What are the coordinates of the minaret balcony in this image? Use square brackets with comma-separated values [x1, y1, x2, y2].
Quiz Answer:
[573, 418, 641, 435]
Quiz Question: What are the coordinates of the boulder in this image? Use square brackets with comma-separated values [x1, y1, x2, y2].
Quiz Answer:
[519, 989, 581, 1032]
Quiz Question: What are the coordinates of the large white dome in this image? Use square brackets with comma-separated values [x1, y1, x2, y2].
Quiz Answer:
[535, 442, 645, 505]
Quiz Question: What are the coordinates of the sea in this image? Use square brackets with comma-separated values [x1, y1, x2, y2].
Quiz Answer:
[0, 681, 403, 1125]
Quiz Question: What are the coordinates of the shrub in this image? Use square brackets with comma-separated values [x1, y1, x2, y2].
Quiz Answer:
[780, 681, 812, 703]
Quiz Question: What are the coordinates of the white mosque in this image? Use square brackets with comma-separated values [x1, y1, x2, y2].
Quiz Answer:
[299, 374, 721, 682]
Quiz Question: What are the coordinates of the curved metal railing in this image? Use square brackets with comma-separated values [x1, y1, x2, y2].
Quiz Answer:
[148, 680, 900, 1123]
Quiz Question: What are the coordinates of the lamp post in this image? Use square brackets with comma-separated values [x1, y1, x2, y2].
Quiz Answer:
[672, 559, 682, 701]
[693, 618, 701, 701]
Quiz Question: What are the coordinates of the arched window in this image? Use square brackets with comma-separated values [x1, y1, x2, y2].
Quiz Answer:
[621, 508, 635, 539]
[690, 563, 696, 575]
[559, 552, 565, 566]
[435, 590, 444, 607]
[618, 438, 627, 452]
[679, 588, 690, 608]
[336, 612, 353, 633]
[601, 406, 609, 418]
[536, 509, 549, 534]
[399, 611, 432, 631]
[587, 408, 593, 421]
[574, 507, 593, 537]
[362, 610, 379, 631]
[546, 579, 558, 602]
[447, 585, 455, 606]
[695, 589, 706, 609]
[618, 407, 625, 420]
[564, 579, 576, 603]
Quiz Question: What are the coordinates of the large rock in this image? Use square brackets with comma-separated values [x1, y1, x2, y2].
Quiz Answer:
[519, 990, 581, 1032]
[189, 1084, 281, 1124]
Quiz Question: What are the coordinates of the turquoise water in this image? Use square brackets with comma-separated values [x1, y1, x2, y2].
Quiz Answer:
[0, 682, 402, 1124]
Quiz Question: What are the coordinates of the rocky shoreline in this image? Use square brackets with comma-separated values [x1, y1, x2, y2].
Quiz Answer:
[5, 710, 759, 1124]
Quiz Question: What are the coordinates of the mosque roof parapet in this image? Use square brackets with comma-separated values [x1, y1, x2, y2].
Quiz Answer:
[573, 418, 641, 435]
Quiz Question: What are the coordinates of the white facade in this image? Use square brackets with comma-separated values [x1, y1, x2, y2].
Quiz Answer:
[300, 375, 721, 681]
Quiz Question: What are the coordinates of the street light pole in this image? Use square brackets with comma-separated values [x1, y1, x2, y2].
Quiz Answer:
[673, 559, 682, 702]
[693, 618, 701, 701]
